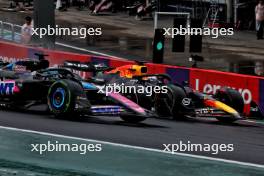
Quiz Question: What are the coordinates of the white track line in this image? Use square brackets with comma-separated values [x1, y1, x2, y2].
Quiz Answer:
[0, 125, 263, 169]
[55, 42, 127, 61]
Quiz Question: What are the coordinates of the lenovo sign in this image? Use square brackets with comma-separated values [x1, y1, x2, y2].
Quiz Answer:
[195, 79, 252, 104]
[190, 69, 260, 114]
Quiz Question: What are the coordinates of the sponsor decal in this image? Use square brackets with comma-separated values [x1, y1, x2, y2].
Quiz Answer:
[182, 98, 191, 106]
[0, 55, 25, 63]
[190, 70, 260, 114]
[0, 81, 15, 95]
[14, 65, 27, 72]
[91, 105, 124, 114]
[65, 62, 90, 69]
[195, 108, 212, 114]
[194, 78, 253, 104]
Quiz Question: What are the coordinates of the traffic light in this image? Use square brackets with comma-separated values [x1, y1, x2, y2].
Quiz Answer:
[172, 18, 186, 52]
[153, 28, 165, 64]
[189, 18, 203, 53]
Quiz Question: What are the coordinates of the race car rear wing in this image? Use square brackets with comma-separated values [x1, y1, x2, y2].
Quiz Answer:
[132, 74, 172, 82]
[1, 60, 49, 72]
[63, 61, 111, 73]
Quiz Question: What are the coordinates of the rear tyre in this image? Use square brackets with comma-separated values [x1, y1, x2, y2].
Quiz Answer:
[214, 87, 244, 123]
[154, 84, 187, 120]
[47, 79, 86, 118]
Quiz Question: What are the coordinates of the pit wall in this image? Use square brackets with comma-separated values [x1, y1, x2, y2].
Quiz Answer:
[0, 41, 263, 115]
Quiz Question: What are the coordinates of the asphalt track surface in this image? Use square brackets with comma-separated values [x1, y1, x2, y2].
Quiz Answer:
[0, 107, 263, 165]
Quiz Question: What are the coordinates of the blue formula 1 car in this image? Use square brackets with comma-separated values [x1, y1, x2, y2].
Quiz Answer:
[0, 57, 153, 123]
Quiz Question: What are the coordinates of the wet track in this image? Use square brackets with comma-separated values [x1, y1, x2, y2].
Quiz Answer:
[0, 108, 263, 165]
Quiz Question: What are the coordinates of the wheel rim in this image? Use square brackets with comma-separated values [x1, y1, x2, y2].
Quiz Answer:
[52, 87, 66, 108]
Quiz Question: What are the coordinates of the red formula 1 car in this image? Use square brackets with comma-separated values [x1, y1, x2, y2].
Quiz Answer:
[64, 61, 263, 123]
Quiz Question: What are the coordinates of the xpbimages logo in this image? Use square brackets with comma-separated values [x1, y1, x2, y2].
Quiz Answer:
[97, 83, 168, 96]
[163, 25, 234, 39]
[30, 141, 102, 155]
[163, 141, 234, 155]
[32, 25, 102, 39]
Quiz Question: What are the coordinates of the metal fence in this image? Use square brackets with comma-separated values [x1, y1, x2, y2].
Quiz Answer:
[0, 21, 22, 43]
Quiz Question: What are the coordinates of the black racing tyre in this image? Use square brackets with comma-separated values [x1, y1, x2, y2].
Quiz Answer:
[154, 84, 187, 120]
[47, 79, 86, 118]
[124, 92, 153, 111]
[214, 87, 244, 123]
[120, 115, 147, 123]
[122, 82, 153, 110]
[214, 87, 244, 113]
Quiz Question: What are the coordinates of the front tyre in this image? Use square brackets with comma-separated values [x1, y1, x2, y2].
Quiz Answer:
[214, 87, 244, 123]
[154, 84, 187, 120]
[47, 79, 86, 118]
